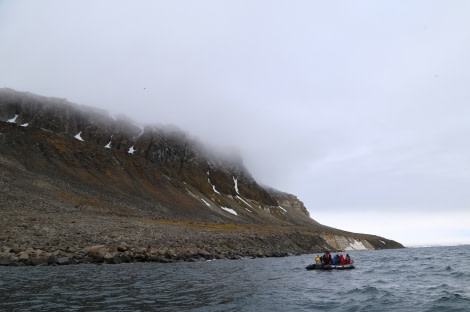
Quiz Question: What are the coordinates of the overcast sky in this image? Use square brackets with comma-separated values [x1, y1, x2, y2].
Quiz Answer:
[1, 1, 469, 246]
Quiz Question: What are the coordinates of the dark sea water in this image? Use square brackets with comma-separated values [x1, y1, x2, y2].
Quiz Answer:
[1, 245, 469, 312]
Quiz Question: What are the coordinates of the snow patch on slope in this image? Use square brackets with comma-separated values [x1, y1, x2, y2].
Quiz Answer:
[236, 195, 252, 208]
[74, 131, 84, 141]
[212, 184, 220, 194]
[7, 115, 18, 123]
[221, 207, 237, 215]
[233, 176, 239, 194]
[208, 178, 220, 194]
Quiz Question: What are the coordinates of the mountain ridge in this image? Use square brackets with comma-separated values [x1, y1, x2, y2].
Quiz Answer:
[0, 88, 403, 266]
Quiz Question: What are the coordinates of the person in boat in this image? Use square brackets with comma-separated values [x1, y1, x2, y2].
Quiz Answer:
[332, 254, 340, 265]
[344, 254, 351, 264]
[322, 251, 332, 264]
[315, 255, 321, 265]
[339, 253, 345, 264]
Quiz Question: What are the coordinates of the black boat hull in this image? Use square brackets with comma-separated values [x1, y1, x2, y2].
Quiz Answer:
[306, 263, 355, 270]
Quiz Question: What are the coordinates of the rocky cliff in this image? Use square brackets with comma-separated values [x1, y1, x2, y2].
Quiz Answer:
[0, 88, 403, 266]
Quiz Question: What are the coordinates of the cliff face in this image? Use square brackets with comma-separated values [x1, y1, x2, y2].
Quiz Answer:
[0, 88, 404, 265]
[0, 88, 313, 225]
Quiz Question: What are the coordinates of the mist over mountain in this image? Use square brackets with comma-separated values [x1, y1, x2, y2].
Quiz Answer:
[0, 88, 403, 266]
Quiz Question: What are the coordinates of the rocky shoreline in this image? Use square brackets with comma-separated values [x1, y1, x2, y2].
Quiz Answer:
[0, 204, 405, 267]
[0, 242, 294, 267]
[0, 200, 406, 267]
[0, 205, 335, 266]
[0, 226, 328, 267]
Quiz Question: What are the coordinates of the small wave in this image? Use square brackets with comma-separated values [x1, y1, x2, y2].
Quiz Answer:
[438, 293, 461, 302]
[344, 285, 394, 299]
[421, 265, 438, 270]
[450, 270, 468, 279]
[427, 283, 450, 291]
[427, 292, 470, 312]
[346, 286, 380, 295]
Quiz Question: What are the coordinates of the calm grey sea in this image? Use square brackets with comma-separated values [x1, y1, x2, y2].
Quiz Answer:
[1, 245, 469, 312]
